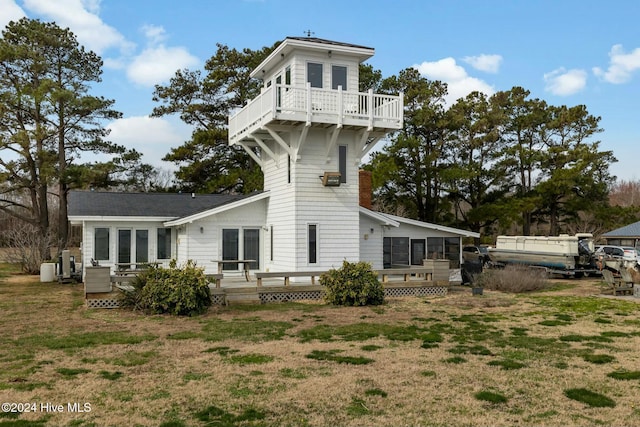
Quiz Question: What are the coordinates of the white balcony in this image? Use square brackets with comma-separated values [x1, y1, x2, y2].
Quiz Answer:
[228, 84, 403, 145]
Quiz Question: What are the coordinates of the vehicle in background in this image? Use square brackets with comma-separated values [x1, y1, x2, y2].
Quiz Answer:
[462, 245, 491, 267]
[461, 245, 494, 285]
[487, 233, 598, 277]
[594, 245, 639, 271]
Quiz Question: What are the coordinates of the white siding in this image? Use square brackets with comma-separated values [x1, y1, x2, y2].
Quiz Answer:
[263, 144, 297, 271]
[359, 215, 384, 270]
[293, 128, 360, 270]
[280, 52, 359, 90]
[79, 220, 175, 277]
[176, 225, 188, 263]
[180, 199, 267, 274]
[261, 126, 361, 273]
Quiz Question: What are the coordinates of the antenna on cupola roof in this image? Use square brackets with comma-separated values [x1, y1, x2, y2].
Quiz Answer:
[303, 29, 315, 37]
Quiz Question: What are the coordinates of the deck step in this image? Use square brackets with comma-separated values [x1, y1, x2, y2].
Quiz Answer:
[224, 288, 261, 305]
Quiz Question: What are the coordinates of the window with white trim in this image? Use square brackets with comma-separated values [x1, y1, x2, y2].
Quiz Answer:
[94, 227, 110, 261]
[338, 145, 347, 184]
[308, 224, 318, 264]
[307, 62, 323, 88]
[332, 65, 347, 90]
[157, 228, 172, 259]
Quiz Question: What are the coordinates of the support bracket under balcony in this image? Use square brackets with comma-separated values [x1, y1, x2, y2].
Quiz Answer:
[237, 142, 263, 168]
[325, 125, 341, 162]
[355, 129, 370, 161]
[252, 135, 278, 167]
[359, 134, 383, 160]
[264, 126, 295, 160]
[294, 123, 310, 161]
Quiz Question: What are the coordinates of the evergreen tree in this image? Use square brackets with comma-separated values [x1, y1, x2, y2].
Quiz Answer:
[0, 18, 124, 257]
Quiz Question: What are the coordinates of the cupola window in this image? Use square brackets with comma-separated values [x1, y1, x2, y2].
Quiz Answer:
[332, 65, 347, 90]
[307, 62, 323, 88]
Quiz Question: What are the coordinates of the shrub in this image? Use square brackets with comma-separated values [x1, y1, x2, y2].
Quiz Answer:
[475, 265, 549, 293]
[120, 260, 211, 316]
[320, 260, 384, 306]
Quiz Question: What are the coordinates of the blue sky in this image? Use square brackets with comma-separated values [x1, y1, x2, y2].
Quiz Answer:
[1, 0, 639, 181]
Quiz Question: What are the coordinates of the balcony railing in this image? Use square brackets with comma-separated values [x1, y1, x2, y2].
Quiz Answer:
[229, 84, 403, 144]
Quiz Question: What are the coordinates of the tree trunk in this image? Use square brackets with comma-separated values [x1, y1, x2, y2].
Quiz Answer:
[522, 212, 531, 235]
[57, 104, 69, 252]
[37, 180, 51, 261]
[58, 181, 69, 251]
[549, 203, 558, 236]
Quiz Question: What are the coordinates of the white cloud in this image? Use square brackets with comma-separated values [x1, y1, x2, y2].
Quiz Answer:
[125, 24, 199, 87]
[593, 44, 640, 84]
[415, 57, 467, 81]
[462, 54, 503, 73]
[544, 67, 587, 96]
[21, 0, 133, 55]
[127, 45, 199, 87]
[413, 57, 495, 105]
[141, 24, 167, 46]
[0, 0, 26, 28]
[106, 116, 190, 167]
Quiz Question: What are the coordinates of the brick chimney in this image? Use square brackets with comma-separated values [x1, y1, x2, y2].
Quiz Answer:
[359, 170, 372, 209]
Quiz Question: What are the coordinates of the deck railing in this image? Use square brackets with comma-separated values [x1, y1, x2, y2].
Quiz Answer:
[229, 84, 403, 144]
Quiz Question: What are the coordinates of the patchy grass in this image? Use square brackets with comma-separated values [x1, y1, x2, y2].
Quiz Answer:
[564, 388, 616, 408]
[306, 349, 374, 365]
[448, 344, 493, 356]
[346, 397, 371, 416]
[279, 367, 307, 379]
[365, 388, 388, 398]
[225, 353, 274, 365]
[1, 266, 639, 426]
[55, 367, 91, 378]
[443, 356, 467, 364]
[201, 318, 292, 342]
[297, 322, 430, 343]
[194, 405, 265, 425]
[16, 331, 157, 350]
[98, 370, 123, 381]
[488, 359, 527, 370]
[475, 390, 508, 404]
[203, 346, 239, 356]
[560, 334, 613, 343]
[581, 353, 616, 364]
[532, 295, 639, 315]
[360, 344, 383, 352]
[607, 370, 640, 380]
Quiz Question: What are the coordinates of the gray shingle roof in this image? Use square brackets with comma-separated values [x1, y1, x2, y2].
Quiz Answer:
[285, 37, 373, 51]
[68, 191, 254, 218]
[603, 221, 640, 237]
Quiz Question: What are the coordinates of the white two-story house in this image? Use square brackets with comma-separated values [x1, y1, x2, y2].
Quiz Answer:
[69, 37, 478, 279]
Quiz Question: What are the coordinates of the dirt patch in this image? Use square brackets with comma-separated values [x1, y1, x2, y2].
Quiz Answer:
[4, 274, 41, 285]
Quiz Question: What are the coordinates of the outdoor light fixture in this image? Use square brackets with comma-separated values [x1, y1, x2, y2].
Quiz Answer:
[320, 171, 341, 187]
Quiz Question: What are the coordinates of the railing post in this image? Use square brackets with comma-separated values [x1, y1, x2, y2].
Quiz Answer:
[306, 82, 312, 126]
[272, 84, 277, 119]
[368, 89, 374, 131]
[337, 85, 343, 128]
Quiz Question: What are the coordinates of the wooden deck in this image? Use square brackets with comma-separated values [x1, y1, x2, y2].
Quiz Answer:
[85, 268, 453, 307]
